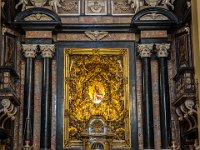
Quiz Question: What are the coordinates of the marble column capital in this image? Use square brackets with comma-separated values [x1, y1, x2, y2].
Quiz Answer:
[22, 44, 38, 58]
[39, 44, 55, 58]
[156, 43, 170, 57]
[138, 44, 153, 58]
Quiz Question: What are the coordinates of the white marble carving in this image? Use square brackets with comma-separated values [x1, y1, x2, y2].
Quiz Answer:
[58, 0, 80, 16]
[49, 0, 64, 13]
[30, 0, 47, 7]
[15, 0, 28, 11]
[161, 0, 176, 10]
[145, 0, 161, 7]
[85, 0, 107, 15]
[85, 31, 108, 41]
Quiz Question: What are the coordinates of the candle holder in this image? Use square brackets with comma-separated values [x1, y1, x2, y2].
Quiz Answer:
[171, 140, 179, 150]
[23, 140, 33, 150]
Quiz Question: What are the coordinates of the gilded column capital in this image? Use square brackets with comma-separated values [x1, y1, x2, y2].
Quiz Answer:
[138, 44, 153, 58]
[156, 43, 170, 57]
[39, 44, 55, 58]
[22, 44, 38, 58]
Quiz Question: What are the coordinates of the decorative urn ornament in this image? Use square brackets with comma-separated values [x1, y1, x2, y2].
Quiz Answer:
[30, 0, 47, 7]
[145, 0, 161, 6]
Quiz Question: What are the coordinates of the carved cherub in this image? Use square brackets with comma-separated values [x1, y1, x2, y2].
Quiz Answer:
[49, 0, 64, 13]
[161, 0, 176, 10]
[127, 0, 144, 13]
[15, 0, 28, 11]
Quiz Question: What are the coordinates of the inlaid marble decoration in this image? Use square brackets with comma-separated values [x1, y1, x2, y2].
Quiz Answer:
[85, 0, 107, 15]
[111, 0, 135, 15]
[57, 0, 80, 16]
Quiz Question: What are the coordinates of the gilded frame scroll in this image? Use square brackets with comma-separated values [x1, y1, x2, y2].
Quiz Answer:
[63, 48, 131, 149]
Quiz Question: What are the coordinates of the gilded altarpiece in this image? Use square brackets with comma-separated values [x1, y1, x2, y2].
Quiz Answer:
[63, 48, 131, 149]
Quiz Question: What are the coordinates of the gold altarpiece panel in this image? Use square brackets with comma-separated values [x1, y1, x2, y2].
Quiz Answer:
[63, 48, 131, 149]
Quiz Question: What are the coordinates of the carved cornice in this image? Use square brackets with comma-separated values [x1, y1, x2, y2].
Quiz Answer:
[138, 44, 153, 58]
[39, 44, 55, 58]
[22, 44, 38, 58]
[156, 43, 170, 57]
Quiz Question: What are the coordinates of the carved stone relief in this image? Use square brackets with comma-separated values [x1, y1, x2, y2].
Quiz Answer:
[24, 13, 53, 21]
[30, 0, 47, 7]
[140, 13, 169, 20]
[51, 0, 80, 15]
[112, 0, 134, 15]
[15, 0, 177, 16]
[85, 0, 107, 15]
[85, 31, 108, 41]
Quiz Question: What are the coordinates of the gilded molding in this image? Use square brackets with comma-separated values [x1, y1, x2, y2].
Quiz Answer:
[22, 44, 38, 58]
[138, 44, 153, 57]
[39, 44, 55, 58]
[156, 43, 170, 57]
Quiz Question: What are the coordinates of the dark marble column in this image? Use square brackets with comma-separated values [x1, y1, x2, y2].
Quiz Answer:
[156, 44, 171, 149]
[39, 44, 55, 150]
[22, 44, 38, 148]
[138, 44, 155, 149]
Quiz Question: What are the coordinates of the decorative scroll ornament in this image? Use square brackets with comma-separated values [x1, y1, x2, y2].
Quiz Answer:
[85, 31, 108, 41]
[138, 44, 153, 57]
[140, 13, 169, 20]
[24, 13, 53, 21]
[22, 44, 38, 58]
[15, 0, 28, 11]
[156, 43, 170, 57]
[0, 99, 18, 128]
[39, 44, 55, 58]
[175, 99, 197, 131]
